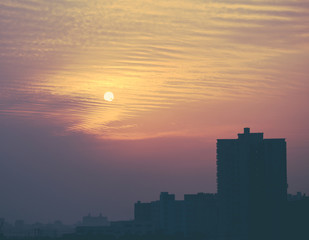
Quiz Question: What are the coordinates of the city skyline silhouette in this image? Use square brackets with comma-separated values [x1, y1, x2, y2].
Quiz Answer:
[1, 128, 308, 240]
[1, 0, 309, 239]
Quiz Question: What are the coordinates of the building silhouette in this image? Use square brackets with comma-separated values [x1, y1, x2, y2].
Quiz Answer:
[134, 192, 217, 237]
[283, 192, 309, 239]
[81, 213, 109, 227]
[4, 128, 308, 240]
[217, 128, 287, 240]
[183, 193, 217, 238]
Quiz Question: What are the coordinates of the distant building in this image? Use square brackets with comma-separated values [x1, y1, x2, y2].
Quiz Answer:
[82, 214, 109, 226]
[134, 201, 152, 222]
[0, 218, 4, 238]
[184, 193, 217, 237]
[287, 192, 307, 201]
[110, 220, 154, 236]
[75, 214, 110, 237]
[283, 194, 309, 240]
[134, 192, 217, 236]
[217, 128, 287, 240]
[2, 220, 74, 238]
[159, 192, 185, 234]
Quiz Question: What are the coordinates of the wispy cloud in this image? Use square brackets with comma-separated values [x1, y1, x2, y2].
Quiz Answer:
[1, 0, 308, 138]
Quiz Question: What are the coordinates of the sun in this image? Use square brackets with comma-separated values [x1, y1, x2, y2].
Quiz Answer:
[104, 91, 114, 102]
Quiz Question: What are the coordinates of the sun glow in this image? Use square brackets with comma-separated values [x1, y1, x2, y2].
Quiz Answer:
[2, 0, 308, 140]
[104, 92, 114, 102]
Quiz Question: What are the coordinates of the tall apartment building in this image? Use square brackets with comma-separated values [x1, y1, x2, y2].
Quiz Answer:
[217, 128, 287, 240]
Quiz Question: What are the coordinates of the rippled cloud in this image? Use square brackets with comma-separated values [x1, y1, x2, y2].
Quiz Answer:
[1, 0, 308, 138]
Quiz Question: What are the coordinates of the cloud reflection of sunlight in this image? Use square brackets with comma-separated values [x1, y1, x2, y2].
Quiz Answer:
[0, 0, 308, 139]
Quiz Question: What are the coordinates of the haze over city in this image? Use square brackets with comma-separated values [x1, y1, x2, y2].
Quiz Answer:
[1, 0, 308, 225]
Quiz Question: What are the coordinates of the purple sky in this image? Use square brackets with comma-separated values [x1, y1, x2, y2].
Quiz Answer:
[1, 0, 309, 224]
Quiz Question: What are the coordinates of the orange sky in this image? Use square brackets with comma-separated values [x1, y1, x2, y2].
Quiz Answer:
[0, 0, 308, 223]
[1, 0, 309, 139]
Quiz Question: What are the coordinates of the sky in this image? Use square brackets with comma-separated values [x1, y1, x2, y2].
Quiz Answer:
[1, 0, 309, 224]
